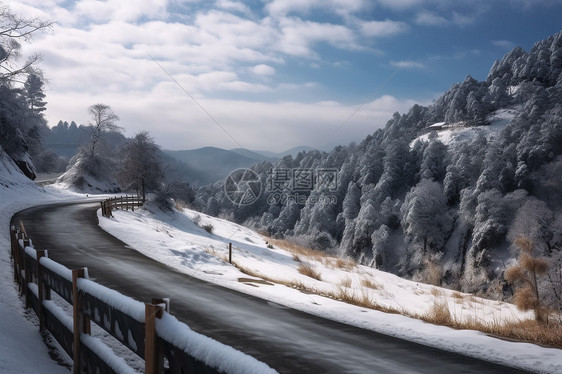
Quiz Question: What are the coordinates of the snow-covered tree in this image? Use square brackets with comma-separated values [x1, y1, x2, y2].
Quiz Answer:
[23, 71, 46, 113]
[401, 179, 452, 271]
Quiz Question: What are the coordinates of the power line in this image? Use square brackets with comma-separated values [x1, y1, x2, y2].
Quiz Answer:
[145, 51, 248, 152]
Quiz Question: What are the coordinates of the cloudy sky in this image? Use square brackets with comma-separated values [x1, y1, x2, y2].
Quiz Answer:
[12, 0, 562, 152]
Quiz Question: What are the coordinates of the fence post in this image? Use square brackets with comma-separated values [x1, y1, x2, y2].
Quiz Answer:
[229, 242, 232, 264]
[151, 298, 170, 313]
[22, 239, 31, 308]
[145, 303, 164, 374]
[72, 268, 90, 374]
[10, 226, 18, 283]
[37, 250, 48, 332]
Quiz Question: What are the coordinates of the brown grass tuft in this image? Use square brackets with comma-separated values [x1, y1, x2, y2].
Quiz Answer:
[339, 276, 352, 288]
[361, 278, 383, 290]
[298, 262, 322, 280]
[423, 300, 452, 326]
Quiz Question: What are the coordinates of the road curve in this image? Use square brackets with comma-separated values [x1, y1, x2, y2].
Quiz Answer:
[12, 201, 531, 374]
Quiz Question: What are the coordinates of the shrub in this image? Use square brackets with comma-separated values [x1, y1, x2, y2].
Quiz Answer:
[505, 236, 549, 323]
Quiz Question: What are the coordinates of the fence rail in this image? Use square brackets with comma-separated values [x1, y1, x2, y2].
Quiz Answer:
[9, 222, 258, 374]
[100, 195, 144, 218]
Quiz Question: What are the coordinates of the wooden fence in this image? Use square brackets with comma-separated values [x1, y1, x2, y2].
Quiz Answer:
[9, 222, 250, 374]
[100, 195, 144, 218]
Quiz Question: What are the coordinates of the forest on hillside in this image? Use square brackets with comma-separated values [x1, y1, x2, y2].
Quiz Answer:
[194, 31, 562, 308]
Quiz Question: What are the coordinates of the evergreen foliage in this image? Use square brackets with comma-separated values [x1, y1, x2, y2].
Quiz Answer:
[194, 30, 562, 300]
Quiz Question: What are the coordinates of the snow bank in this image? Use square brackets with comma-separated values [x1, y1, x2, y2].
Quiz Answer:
[99, 205, 562, 374]
[156, 312, 278, 374]
[77, 278, 145, 323]
[0, 149, 84, 374]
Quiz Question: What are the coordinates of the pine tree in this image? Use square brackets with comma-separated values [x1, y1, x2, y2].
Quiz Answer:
[24, 72, 47, 113]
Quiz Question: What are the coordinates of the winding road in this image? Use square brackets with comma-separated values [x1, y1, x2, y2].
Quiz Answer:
[12, 201, 531, 374]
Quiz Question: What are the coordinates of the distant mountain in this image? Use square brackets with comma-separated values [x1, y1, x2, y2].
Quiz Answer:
[164, 147, 269, 186]
[228, 148, 278, 162]
[165, 146, 316, 186]
[249, 145, 316, 159]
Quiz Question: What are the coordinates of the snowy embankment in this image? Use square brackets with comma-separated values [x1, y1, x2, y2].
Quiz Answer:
[1, 157, 277, 373]
[99, 204, 562, 374]
[0, 150, 89, 374]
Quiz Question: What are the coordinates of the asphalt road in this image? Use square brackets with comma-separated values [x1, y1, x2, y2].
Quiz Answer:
[12, 201, 532, 374]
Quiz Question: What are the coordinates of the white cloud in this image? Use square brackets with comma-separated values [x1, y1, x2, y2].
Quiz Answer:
[215, 0, 253, 16]
[72, 0, 168, 24]
[359, 19, 409, 37]
[451, 11, 475, 26]
[13, 0, 427, 151]
[43, 88, 421, 151]
[266, 0, 366, 18]
[415, 10, 448, 26]
[251, 64, 276, 76]
[375, 0, 423, 10]
[277, 18, 358, 57]
[492, 40, 515, 49]
[390, 60, 425, 69]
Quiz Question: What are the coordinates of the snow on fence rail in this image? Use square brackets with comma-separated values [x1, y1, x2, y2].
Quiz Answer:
[9, 222, 277, 374]
[100, 195, 144, 218]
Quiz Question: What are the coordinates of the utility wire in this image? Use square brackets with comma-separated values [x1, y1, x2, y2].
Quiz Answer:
[145, 51, 247, 151]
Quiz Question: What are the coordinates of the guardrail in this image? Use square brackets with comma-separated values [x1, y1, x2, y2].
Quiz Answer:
[10, 222, 275, 374]
[100, 195, 144, 218]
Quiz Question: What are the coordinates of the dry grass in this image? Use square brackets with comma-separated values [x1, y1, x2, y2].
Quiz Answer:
[268, 238, 326, 260]
[333, 257, 356, 270]
[267, 237, 357, 271]
[452, 291, 464, 299]
[361, 277, 383, 290]
[417, 300, 562, 349]
[339, 276, 352, 288]
[298, 262, 323, 281]
[430, 288, 443, 297]
[423, 300, 452, 325]
[209, 238, 562, 349]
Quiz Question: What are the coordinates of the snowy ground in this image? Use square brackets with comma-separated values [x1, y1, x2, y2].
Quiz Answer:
[0, 151, 89, 374]
[411, 107, 520, 147]
[1, 144, 561, 373]
[98, 204, 562, 374]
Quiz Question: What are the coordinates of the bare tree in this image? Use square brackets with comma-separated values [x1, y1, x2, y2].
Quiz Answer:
[87, 103, 122, 155]
[505, 237, 549, 323]
[116, 131, 162, 201]
[0, 4, 53, 82]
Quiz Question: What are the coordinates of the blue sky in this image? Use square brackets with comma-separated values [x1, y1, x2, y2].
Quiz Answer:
[13, 0, 562, 151]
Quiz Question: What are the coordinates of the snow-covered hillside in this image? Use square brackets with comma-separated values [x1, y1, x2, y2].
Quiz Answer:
[0, 149, 90, 374]
[411, 107, 519, 147]
[99, 204, 562, 374]
[55, 154, 120, 193]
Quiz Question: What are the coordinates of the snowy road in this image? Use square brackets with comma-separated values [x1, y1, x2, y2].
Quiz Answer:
[12, 201, 531, 374]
